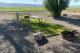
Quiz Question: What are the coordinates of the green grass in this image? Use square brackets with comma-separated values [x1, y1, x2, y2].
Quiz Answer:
[0, 7, 46, 12]
[20, 16, 69, 37]
[0, 7, 80, 12]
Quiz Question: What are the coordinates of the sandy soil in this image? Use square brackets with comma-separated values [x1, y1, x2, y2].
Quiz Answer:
[0, 11, 80, 53]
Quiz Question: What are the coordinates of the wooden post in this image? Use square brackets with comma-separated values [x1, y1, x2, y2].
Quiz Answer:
[16, 12, 19, 24]
[16, 11, 20, 30]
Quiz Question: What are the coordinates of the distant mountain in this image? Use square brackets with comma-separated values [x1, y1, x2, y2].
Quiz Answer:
[0, 2, 43, 7]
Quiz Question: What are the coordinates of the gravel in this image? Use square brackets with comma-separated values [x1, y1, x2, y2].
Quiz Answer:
[0, 34, 16, 53]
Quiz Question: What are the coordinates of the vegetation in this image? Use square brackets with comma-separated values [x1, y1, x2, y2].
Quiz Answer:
[0, 7, 45, 12]
[0, 7, 80, 13]
[44, 0, 69, 17]
[20, 16, 69, 37]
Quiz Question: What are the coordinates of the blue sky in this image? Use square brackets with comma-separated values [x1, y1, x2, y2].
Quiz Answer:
[0, 0, 43, 4]
[0, 0, 80, 6]
[70, 0, 80, 6]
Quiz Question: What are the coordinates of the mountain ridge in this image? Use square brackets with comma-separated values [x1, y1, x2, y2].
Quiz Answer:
[0, 2, 43, 7]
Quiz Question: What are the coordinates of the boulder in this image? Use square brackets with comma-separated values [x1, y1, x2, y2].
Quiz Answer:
[33, 32, 48, 46]
[61, 30, 79, 41]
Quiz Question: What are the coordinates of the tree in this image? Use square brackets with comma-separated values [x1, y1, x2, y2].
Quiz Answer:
[44, 0, 69, 17]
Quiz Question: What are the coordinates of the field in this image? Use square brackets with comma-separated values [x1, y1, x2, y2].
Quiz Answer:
[0, 7, 80, 12]
[0, 7, 46, 12]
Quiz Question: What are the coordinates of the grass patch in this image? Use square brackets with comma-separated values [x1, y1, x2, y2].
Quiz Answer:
[0, 7, 46, 12]
[20, 16, 68, 37]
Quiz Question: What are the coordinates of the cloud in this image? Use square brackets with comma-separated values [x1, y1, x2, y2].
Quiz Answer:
[69, 0, 80, 6]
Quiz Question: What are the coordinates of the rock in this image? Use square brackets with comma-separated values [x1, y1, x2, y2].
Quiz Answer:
[61, 30, 80, 41]
[63, 14, 67, 16]
[33, 32, 44, 40]
[0, 35, 4, 41]
[33, 32, 48, 46]
[61, 30, 76, 38]
[72, 30, 80, 36]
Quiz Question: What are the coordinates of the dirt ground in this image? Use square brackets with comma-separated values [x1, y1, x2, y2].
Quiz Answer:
[29, 11, 80, 32]
[0, 11, 80, 53]
[0, 13, 16, 24]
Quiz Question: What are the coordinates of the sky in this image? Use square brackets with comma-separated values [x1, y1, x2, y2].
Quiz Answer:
[0, 0, 43, 4]
[0, 0, 80, 6]
[70, 0, 80, 6]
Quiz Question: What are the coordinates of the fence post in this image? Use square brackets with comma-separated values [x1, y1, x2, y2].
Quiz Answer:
[16, 11, 20, 30]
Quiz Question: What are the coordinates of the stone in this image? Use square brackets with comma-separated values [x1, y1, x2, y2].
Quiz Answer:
[61, 30, 80, 41]
[61, 30, 75, 38]
[63, 14, 67, 16]
[33, 32, 48, 46]
[33, 32, 44, 40]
